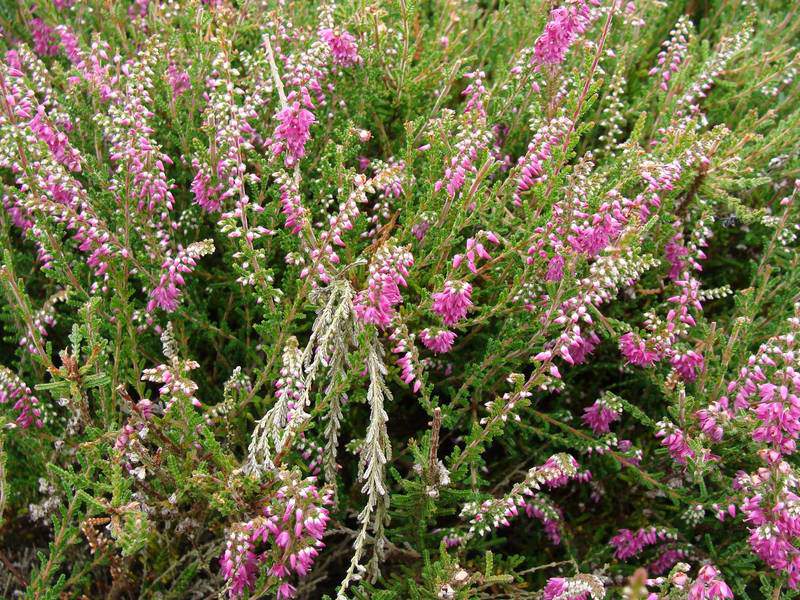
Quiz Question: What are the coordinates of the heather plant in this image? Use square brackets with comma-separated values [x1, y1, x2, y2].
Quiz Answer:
[0, 0, 799, 598]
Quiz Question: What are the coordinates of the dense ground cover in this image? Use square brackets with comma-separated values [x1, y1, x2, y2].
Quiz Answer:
[0, 0, 799, 598]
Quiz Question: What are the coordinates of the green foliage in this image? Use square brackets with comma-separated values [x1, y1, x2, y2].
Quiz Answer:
[0, 0, 798, 598]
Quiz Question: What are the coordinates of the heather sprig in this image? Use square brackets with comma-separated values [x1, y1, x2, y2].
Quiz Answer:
[1, 1, 799, 598]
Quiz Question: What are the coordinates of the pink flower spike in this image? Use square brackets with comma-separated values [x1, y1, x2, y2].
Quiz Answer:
[432, 280, 473, 326]
[420, 328, 457, 354]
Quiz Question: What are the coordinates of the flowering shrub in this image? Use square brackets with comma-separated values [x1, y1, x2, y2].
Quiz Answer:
[0, 0, 799, 598]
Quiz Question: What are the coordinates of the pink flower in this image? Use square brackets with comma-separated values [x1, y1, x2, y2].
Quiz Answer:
[687, 565, 733, 600]
[649, 17, 690, 93]
[354, 244, 414, 327]
[220, 475, 332, 598]
[543, 578, 572, 600]
[582, 397, 621, 434]
[743, 490, 800, 588]
[525, 501, 563, 545]
[542, 577, 593, 600]
[411, 217, 432, 241]
[147, 241, 214, 313]
[671, 350, 704, 381]
[546, 255, 565, 281]
[752, 380, 800, 455]
[570, 213, 621, 257]
[275, 170, 307, 235]
[277, 582, 297, 599]
[656, 421, 694, 464]
[28, 106, 82, 172]
[320, 28, 360, 67]
[434, 71, 490, 198]
[513, 117, 571, 206]
[610, 527, 673, 560]
[566, 331, 600, 365]
[419, 328, 456, 353]
[454, 232, 499, 273]
[649, 548, 688, 575]
[219, 525, 258, 599]
[432, 280, 473, 326]
[665, 238, 690, 280]
[271, 89, 316, 167]
[533, 1, 592, 66]
[696, 398, 729, 442]
[31, 19, 59, 57]
[191, 160, 222, 213]
[390, 324, 423, 393]
[167, 63, 191, 98]
[0, 367, 43, 429]
[619, 332, 661, 367]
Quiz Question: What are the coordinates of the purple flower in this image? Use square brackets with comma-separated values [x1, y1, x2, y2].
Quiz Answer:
[147, 241, 214, 313]
[420, 328, 457, 354]
[220, 474, 332, 599]
[320, 28, 360, 67]
[167, 63, 191, 98]
[219, 524, 258, 599]
[432, 280, 473, 326]
[619, 332, 661, 367]
[191, 160, 222, 213]
[671, 350, 704, 381]
[656, 421, 694, 464]
[582, 396, 621, 434]
[0, 367, 43, 429]
[533, 1, 592, 66]
[354, 245, 414, 328]
[688, 565, 733, 600]
[31, 19, 59, 57]
[271, 89, 316, 167]
[610, 527, 673, 560]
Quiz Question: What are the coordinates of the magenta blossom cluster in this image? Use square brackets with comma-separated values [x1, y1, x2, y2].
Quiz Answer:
[462, 454, 579, 538]
[191, 53, 258, 214]
[686, 565, 733, 600]
[166, 63, 191, 98]
[525, 496, 564, 545]
[741, 465, 800, 588]
[55, 25, 116, 100]
[0, 58, 120, 279]
[319, 28, 360, 67]
[698, 305, 800, 454]
[220, 523, 259, 598]
[419, 328, 457, 354]
[619, 332, 661, 367]
[532, 0, 592, 66]
[31, 18, 59, 57]
[303, 174, 368, 282]
[219, 474, 332, 599]
[655, 420, 695, 465]
[453, 230, 499, 273]
[389, 321, 424, 393]
[609, 526, 675, 560]
[0, 367, 43, 429]
[147, 240, 214, 313]
[541, 574, 604, 600]
[354, 244, 414, 327]
[105, 51, 176, 213]
[274, 170, 307, 236]
[271, 88, 316, 167]
[434, 71, 492, 198]
[582, 393, 622, 435]
[513, 117, 572, 206]
[432, 280, 473, 326]
[649, 16, 691, 92]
